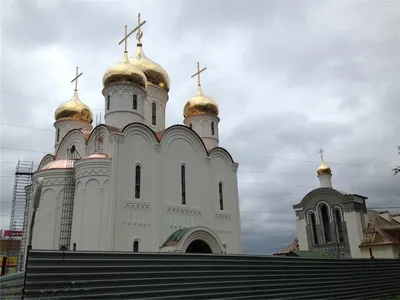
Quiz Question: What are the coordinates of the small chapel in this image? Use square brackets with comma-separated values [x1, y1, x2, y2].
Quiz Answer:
[28, 14, 243, 255]
[277, 150, 400, 259]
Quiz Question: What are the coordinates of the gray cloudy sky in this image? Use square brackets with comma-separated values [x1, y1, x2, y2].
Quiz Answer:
[1, 0, 399, 254]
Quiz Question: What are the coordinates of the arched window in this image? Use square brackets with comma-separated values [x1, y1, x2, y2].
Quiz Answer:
[107, 95, 110, 110]
[135, 165, 141, 199]
[320, 204, 332, 243]
[219, 182, 223, 210]
[310, 212, 318, 245]
[189, 123, 192, 129]
[334, 208, 344, 242]
[152, 102, 156, 125]
[211, 122, 215, 135]
[181, 165, 186, 205]
[56, 128, 60, 142]
[133, 95, 137, 110]
[133, 240, 139, 252]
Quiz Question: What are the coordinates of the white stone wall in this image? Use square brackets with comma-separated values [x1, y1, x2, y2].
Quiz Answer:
[184, 114, 220, 149]
[318, 174, 332, 188]
[144, 84, 168, 132]
[344, 210, 364, 258]
[70, 158, 111, 250]
[360, 245, 398, 259]
[103, 83, 147, 129]
[33, 123, 242, 254]
[296, 217, 309, 250]
[31, 169, 67, 250]
[110, 124, 241, 254]
[54, 119, 92, 153]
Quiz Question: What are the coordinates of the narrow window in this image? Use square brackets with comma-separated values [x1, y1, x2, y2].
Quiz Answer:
[56, 128, 60, 142]
[211, 122, 215, 135]
[133, 95, 137, 110]
[152, 102, 156, 125]
[310, 213, 318, 245]
[135, 165, 141, 199]
[181, 165, 186, 205]
[107, 95, 110, 110]
[189, 123, 192, 129]
[219, 182, 223, 210]
[334, 209, 344, 242]
[133, 240, 139, 252]
[320, 204, 332, 243]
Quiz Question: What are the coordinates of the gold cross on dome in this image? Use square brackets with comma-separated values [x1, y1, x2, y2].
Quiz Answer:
[136, 13, 146, 43]
[191, 61, 207, 87]
[118, 16, 146, 48]
[318, 149, 324, 161]
[71, 66, 83, 91]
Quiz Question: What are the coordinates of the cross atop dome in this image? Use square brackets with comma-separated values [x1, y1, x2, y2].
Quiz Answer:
[71, 66, 83, 92]
[191, 61, 207, 88]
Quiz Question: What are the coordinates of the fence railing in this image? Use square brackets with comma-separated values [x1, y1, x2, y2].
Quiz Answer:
[1, 249, 400, 299]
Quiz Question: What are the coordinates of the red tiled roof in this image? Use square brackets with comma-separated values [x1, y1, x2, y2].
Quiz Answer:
[359, 210, 400, 247]
[274, 238, 299, 255]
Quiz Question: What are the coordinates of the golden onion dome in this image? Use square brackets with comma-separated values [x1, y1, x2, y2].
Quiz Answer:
[317, 161, 332, 176]
[183, 87, 219, 118]
[130, 44, 170, 93]
[54, 91, 93, 124]
[103, 51, 147, 89]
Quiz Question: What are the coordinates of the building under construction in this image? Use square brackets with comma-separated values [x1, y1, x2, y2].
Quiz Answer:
[2, 160, 33, 275]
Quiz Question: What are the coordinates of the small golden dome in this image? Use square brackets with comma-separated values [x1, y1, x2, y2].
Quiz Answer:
[130, 44, 170, 93]
[54, 91, 93, 124]
[103, 52, 147, 89]
[317, 161, 332, 176]
[183, 87, 219, 118]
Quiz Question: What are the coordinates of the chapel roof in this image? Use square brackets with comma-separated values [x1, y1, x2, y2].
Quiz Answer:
[274, 238, 299, 256]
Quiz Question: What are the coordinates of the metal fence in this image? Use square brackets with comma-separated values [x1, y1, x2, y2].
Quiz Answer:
[2, 249, 400, 299]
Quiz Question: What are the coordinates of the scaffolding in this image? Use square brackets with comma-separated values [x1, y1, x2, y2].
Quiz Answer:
[18, 184, 32, 271]
[6, 160, 34, 273]
[59, 146, 80, 250]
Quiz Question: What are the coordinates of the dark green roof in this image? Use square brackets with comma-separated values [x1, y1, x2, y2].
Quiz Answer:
[161, 227, 192, 248]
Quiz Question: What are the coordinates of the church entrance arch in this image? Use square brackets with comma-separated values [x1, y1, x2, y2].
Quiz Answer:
[160, 226, 224, 254]
[186, 239, 212, 253]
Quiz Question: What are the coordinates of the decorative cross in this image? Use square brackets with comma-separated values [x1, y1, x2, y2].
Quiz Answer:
[318, 149, 324, 161]
[136, 13, 146, 43]
[71, 66, 83, 91]
[118, 16, 146, 48]
[191, 61, 207, 87]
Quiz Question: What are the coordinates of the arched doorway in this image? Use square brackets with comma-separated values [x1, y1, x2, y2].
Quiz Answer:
[186, 240, 212, 253]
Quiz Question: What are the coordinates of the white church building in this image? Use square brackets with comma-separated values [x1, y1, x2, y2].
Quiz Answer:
[28, 16, 242, 255]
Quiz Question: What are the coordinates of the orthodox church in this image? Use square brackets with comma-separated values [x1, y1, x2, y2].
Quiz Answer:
[278, 151, 400, 259]
[28, 15, 242, 255]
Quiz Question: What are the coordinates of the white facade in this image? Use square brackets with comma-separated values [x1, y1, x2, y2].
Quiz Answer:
[32, 123, 242, 254]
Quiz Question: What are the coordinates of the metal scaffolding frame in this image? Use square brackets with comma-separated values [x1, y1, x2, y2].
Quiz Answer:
[6, 160, 34, 273]
[58, 146, 80, 250]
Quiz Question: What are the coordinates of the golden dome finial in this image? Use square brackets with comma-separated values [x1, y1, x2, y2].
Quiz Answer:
[183, 61, 219, 118]
[129, 13, 171, 93]
[103, 24, 147, 89]
[54, 67, 93, 124]
[317, 148, 332, 176]
[136, 13, 146, 46]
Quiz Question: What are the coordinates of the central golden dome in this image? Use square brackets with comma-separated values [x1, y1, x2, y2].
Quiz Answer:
[317, 161, 332, 176]
[183, 87, 219, 118]
[103, 52, 147, 89]
[54, 91, 93, 124]
[130, 44, 170, 93]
